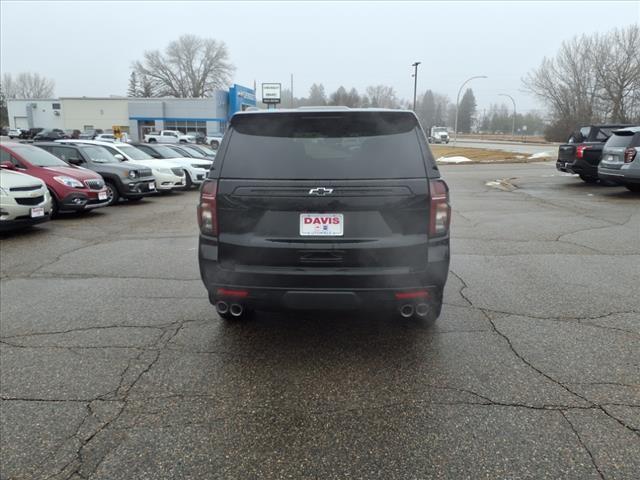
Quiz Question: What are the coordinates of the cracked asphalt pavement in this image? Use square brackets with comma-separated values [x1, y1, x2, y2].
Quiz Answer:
[1, 162, 638, 479]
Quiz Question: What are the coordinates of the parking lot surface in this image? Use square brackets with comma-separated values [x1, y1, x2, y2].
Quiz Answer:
[1, 162, 638, 479]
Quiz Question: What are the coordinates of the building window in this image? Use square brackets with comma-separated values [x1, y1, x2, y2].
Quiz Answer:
[164, 120, 207, 136]
[52, 103, 61, 110]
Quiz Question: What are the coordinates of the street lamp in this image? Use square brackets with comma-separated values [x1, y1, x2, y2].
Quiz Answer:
[453, 75, 488, 145]
[499, 93, 516, 141]
[411, 62, 421, 111]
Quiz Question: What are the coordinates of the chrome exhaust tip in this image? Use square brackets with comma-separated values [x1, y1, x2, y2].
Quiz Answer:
[215, 301, 229, 315]
[415, 303, 430, 317]
[399, 304, 414, 318]
[230, 303, 244, 317]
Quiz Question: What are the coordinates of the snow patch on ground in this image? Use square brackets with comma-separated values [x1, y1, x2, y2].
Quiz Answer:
[436, 156, 472, 164]
[528, 151, 553, 159]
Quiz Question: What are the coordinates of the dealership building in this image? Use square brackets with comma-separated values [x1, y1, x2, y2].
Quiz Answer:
[7, 84, 256, 141]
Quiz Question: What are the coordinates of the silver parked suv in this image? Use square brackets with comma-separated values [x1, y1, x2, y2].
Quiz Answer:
[598, 126, 640, 192]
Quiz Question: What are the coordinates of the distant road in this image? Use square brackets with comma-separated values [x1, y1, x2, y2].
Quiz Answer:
[454, 138, 559, 156]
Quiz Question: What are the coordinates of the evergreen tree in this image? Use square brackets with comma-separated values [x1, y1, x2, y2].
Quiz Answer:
[308, 83, 327, 105]
[127, 72, 139, 97]
[457, 88, 477, 133]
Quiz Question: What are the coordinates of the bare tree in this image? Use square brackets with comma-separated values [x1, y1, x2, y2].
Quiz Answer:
[133, 35, 234, 98]
[523, 25, 640, 140]
[2, 72, 55, 99]
[366, 85, 398, 108]
[592, 25, 640, 122]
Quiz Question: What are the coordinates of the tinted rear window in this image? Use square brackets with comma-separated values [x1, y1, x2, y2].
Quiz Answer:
[221, 112, 426, 179]
[606, 131, 638, 148]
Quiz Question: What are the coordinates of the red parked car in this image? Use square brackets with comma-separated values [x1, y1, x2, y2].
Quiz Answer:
[0, 142, 109, 215]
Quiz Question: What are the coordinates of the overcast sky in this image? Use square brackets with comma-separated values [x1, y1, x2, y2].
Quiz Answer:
[1, 1, 639, 113]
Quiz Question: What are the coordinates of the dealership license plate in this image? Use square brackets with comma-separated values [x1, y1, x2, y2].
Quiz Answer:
[30, 207, 45, 218]
[149, 182, 155, 190]
[300, 213, 344, 236]
[98, 191, 107, 201]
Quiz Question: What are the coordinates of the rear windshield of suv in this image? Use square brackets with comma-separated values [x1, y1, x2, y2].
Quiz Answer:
[605, 131, 639, 148]
[221, 112, 427, 179]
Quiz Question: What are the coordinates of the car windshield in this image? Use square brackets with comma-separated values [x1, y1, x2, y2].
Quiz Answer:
[179, 146, 205, 157]
[80, 146, 120, 163]
[117, 146, 154, 160]
[150, 145, 181, 158]
[12, 145, 68, 167]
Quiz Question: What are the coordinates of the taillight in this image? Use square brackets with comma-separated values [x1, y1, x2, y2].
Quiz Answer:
[429, 179, 451, 237]
[624, 147, 637, 163]
[576, 145, 590, 159]
[197, 180, 218, 236]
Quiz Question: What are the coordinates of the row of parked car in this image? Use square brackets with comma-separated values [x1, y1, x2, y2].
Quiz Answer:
[557, 124, 640, 191]
[6, 127, 224, 148]
[0, 140, 217, 232]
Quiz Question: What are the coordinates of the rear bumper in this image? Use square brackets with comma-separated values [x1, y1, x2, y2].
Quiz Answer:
[568, 159, 598, 177]
[556, 160, 575, 173]
[198, 236, 450, 310]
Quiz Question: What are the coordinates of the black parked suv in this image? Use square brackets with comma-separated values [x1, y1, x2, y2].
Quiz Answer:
[197, 108, 451, 321]
[33, 129, 69, 142]
[35, 142, 156, 205]
[557, 124, 631, 183]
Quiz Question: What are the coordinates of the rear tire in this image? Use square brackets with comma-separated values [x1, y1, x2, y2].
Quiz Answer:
[104, 181, 119, 206]
[579, 174, 598, 184]
[625, 184, 640, 192]
[184, 172, 193, 189]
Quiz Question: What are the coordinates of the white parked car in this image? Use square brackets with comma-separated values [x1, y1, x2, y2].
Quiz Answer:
[144, 130, 195, 144]
[56, 140, 186, 192]
[7, 128, 24, 139]
[132, 143, 212, 188]
[205, 134, 223, 149]
[0, 169, 52, 231]
[94, 134, 116, 142]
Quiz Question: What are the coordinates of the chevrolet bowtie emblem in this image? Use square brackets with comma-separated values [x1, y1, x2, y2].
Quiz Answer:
[308, 187, 334, 196]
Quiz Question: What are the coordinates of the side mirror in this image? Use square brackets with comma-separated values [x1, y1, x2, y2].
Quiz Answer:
[0, 161, 15, 170]
[68, 158, 83, 165]
[114, 154, 125, 161]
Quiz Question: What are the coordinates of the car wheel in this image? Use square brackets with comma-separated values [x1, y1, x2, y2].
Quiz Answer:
[127, 196, 144, 202]
[104, 182, 119, 206]
[49, 190, 59, 218]
[179, 139, 187, 144]
[210, 140, 220, 149]
[184, 172, 193, 189]
[625, 184, 640, 192]
[148, 138, 157, 143]
[579, 174, 598, 184]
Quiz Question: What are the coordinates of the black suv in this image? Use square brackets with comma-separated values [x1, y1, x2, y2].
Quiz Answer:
[197, 109, 451, 321]
[35, 142, 156, 205]
[557, 124, 631, 183]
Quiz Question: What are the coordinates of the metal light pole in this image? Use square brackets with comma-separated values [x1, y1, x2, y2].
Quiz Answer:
[411, 62, 421, 111]
[454, 75, 487, 145]
[499, 93, 516, 141]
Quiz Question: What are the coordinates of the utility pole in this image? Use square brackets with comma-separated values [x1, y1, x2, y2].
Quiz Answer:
[411, 62, 421, 111]
[454, 75, 488, 145]
[290, 73, 294, 108]
[499, 93, 516, 141]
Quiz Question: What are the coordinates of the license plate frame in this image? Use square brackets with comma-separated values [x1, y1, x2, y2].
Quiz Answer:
[30, 207, 45, 218]
[299, 213, 344, 237]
